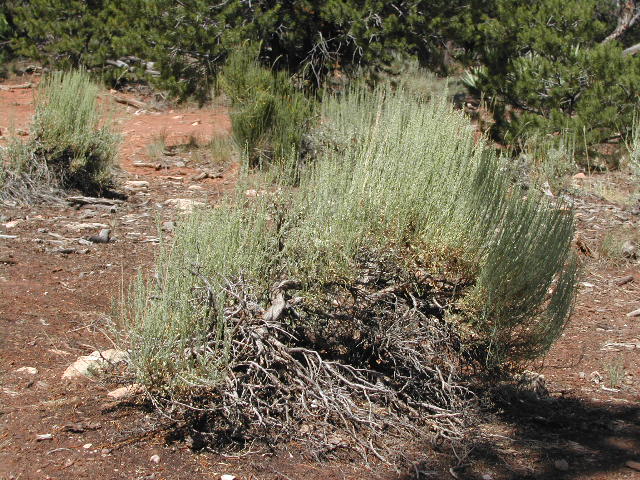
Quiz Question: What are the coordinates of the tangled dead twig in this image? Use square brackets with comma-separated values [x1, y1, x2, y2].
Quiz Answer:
[147, 258, 474, 462]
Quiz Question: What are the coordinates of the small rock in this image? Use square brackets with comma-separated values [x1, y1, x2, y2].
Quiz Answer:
[107, 384, 142, 399]
[622, 240, 637, 259]
[36, 433, 53, 441]
[164, 198, 205, 213]
[554, 459, 569, 471]
[79, 209, 97, 219]
[481, 475, 494, 480]
[220, 475, 236, 480]
[626, 460, 640, 471]
[590, 371, 603, 384]
[62, 349, 128, 379]
[87, 228, 111, 244]
[188, 185, 203, 190]
[191, 172, 208, 181]
[626, 308, 640, 318]
[124, 180, 150, 193]
[573, 172, 587, 179]
[101, 448, 112, 455]
[83, 443, 93, 449]
[150, 454, 160, 464]
[161, 221, 175, 232]
[5, 219, 24, 229]
[16, 367, 38, 375]
[65, 222, 109, 231]
[174, 161, 186, 168]
[95, 204, 117, 213]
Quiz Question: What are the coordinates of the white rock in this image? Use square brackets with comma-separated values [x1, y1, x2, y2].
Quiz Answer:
[164, 198, 205, 213]
[150, 454, 160, 464]
[107, 384, 143, 399]
[5, 219, 24, 229]
[65, 222, 109, 231]
[36, 433, 53, 441]
[220, 475, 236, 480]
[16, 367, 38, 375]
[83, 443, 93, 449]
[62, 349, 128, 379]
[124, 180, 150, 192]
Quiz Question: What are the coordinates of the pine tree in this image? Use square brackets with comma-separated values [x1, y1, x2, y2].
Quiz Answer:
[474, 0, 640, 146]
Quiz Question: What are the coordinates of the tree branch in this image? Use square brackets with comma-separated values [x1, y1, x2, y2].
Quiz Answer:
[603, 0, 640, 43]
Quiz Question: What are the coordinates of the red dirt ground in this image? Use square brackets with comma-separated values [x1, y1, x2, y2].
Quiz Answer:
[0, 77, 639, 480]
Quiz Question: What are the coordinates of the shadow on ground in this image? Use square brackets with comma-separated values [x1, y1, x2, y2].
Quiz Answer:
[408, 392, 640, 480]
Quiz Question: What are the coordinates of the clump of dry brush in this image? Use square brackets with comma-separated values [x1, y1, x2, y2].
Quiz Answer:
[167, 253, 473, 461]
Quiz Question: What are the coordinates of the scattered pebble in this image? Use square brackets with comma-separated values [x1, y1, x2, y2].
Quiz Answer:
[107, 384, 143, 399]
[36, 434, 53, 441]
[622, 240, 637, 259]
[16, 367, 38, 375]
[164, 198, 205, 213]
[65, 222, 109, 231]
[83, 443, 93, 449]
[150, 454, 160, 464]
[220, 475, 236, 480]
[62, 349, 128, 379]
[5, 219, 24, 229]
[87, 228, 111, 244]
[124, 180, 150, 192]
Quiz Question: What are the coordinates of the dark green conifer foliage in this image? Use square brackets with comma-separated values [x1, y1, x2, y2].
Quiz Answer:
[474, 0, 640, 146]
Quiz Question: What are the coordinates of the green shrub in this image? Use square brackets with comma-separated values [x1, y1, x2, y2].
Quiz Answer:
[218, 43, 315, 169]
[31, 70, 119, 193]
[124, 83, 577, 424]
[0, 70, 119, 200]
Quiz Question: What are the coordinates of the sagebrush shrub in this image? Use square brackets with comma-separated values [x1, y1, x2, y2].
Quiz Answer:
[218, 43, 314, 169]
[125, 83, 578, 403]
[32, 70, 119, 193]
[0, 70, 119, 200]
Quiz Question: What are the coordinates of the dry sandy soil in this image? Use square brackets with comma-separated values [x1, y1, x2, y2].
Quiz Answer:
[0, 77, 639, 480]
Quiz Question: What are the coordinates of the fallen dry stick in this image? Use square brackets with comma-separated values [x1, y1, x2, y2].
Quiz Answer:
[67, 196, 124, 207]
[614, 275, 634, 286]
[112, 94, 153, 111]
[0, 82, 33, 91]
